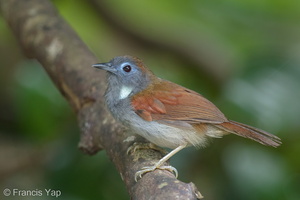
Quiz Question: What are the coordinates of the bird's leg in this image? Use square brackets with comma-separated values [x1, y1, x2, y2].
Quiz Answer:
[135, 143, 187, 181]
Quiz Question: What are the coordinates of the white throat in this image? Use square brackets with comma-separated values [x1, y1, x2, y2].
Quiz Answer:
[119, 85, 133, 100]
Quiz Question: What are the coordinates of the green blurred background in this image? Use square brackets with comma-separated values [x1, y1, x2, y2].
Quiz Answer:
[0, 0, 299, 199]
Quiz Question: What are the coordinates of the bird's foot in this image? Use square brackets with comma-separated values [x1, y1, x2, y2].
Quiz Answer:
[135, 164, 178, 182]
[127, 142, 167, 155]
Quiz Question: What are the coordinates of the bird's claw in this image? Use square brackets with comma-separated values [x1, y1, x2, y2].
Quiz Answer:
[134, 165, 178, 182]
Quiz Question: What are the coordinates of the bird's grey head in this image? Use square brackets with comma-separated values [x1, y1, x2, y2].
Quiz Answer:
[93, 55, 152, 100]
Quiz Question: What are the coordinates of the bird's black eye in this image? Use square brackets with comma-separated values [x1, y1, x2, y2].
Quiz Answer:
[122, 65, 131, 72]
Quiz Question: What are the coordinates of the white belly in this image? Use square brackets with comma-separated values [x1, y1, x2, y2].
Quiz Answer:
[130, 120, 208, 149]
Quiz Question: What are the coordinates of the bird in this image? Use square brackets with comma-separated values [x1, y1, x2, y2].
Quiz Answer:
[92, 55, 281, 181]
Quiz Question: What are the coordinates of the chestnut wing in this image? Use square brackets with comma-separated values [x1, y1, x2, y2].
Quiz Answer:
[131, 80, 227, 123]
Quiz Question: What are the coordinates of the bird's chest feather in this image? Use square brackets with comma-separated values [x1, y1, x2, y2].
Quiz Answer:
[119, 85, 133, 100]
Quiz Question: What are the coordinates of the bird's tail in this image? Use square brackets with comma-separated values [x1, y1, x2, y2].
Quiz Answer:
[215, 120, 281, 147]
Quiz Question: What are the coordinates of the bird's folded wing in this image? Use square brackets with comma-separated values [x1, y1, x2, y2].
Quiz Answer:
[131, 80, 227, 124]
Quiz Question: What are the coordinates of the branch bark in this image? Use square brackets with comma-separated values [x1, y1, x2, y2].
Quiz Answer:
[0, 0, 202, 199]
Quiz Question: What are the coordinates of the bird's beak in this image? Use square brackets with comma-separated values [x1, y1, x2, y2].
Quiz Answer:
[92, 62, 117, 73]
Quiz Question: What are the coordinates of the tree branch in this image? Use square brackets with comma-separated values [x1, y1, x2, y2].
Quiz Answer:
[0, 0, 202, 199]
